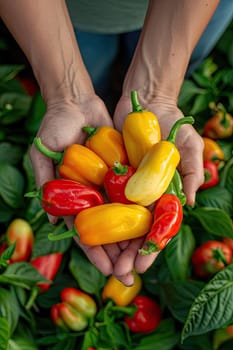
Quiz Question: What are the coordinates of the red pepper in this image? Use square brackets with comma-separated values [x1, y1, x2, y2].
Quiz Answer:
[124, 295, 162, 333]
[191, 240, 232, 279]
[103, 161, 136, 204]
[139, 194, 183, 255]
[6, 219, 34, 263]
[50, 287, 97, 331]
[203, 103, 233, 139]
[25, 178, 104, 216]
[31, 252, 63, 292]
[222, 237, 233, 253]
[199, 160, 219, 190]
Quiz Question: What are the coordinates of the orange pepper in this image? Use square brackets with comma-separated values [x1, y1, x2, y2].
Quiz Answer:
[33, 138, 108, 187]
[48, 203, 153, 246]
[83, 125, 128, 167]
[202, 137, 225, 166]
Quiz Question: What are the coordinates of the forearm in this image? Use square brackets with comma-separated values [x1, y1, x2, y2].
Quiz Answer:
[0, 0, 93, 104]
[123, 0, 220, 103]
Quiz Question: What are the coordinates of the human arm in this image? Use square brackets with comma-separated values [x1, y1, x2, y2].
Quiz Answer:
[113, 0, 220, 283]
[0, 0, 119, 276]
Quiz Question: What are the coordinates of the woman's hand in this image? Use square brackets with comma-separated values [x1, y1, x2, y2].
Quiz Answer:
[112, 93, 204, 284]
[30, 94, 125, 277]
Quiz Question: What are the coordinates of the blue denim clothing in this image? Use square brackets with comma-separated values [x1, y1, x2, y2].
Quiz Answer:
[74, 0, 233, 103]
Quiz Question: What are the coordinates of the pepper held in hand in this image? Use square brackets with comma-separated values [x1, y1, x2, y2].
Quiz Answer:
[83, 125, 128, 167]
[103, 161, 136, 204]
[125, 116, 194, 206]
[25, 178, 104, 216]
[48, 203, 152, 245]
[139, 194, 183, 255]
[33, 138, 108, 187]
[122, 90, 161, 168]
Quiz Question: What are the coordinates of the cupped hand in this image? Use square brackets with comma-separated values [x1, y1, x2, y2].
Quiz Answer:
[30, 93, 125, 277]
[111, 93, 204, 285]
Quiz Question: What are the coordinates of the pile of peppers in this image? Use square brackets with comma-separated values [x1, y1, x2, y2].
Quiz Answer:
[31, 90, 192, 255]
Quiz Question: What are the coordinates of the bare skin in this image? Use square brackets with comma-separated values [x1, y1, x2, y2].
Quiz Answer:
[0, 0, 219, 285]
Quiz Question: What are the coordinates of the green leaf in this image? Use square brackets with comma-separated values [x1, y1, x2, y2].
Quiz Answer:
[178, 80, 205, 106]
[0, 317, 10, 350]
[0, 142, 23, 165]
[192, 72, 212, 88]
[190, 207, 233, 238]
[181, 263, 233, 342]
[160, 280, 204, 323]
[31, 221, 72, 258]
[1, 262, 48, 289]
[165, 224, 195, 281]
[133, 318, 179, 350]
[190, 93, 212, 115]
[69, 246, 106, 298]
[26, 92, 46, 134]
[0, 65, 24, 82]
[0, 162, 25, 209]
[0, 92, 31, 124]
[0, 198, 14, 223]
[23, 151, 36, 193]
[0, 287, 20, 334]
[196, 186, 233, 216]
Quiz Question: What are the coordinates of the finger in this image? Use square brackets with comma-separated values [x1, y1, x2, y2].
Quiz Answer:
[118, 240, 130, 249]
[134, 240, 160, 274]
[113, 237, 144, 280]
[103, 243, 122, 264]
[74, 236, 113, 276]
[114, 272, 135, 287]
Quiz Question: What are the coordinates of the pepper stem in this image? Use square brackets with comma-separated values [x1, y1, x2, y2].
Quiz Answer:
[82, 126, 98, 138]
[48, 225, 78, 241]
[33, 137, 63, 163]
[131, 90, 143, 112]
[138, 240, 160, 255]
[24, 188, 42, 200]
[113, 161, 128, 175]
[167, 116, 194, 144]
[212, 248, 228, 265]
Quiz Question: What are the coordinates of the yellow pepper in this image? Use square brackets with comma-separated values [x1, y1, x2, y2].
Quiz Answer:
[48, 203, 152, 245]
[102, 271, 142, 306]
[33, 138, 108, 187]
[125, 117, 194, 206]
[122, 90, 161, 168]
[83, 125, 128, 167]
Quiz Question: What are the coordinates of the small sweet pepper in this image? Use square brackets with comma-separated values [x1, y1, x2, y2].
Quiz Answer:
[202, 137, 225, 166]
[103, 161, 136, 204]
[203, 102, 233, 139]
[50, 287, 97, 331]
[6, 218, 34, 263]
[125, 116, 194, 206]
[48, 203, 152, 246]
[102, 271, 142, 306]
[124, 295, 162, 333]
[25, 178, 104, 216]
[139, 194, 183, 255]
[33, 137, 108, 187]
[31, 252, 63, 292]
[199, 160, 219, 190]
[83, 125, 128, 167]
[122, 90, 161, 168]
[191, 240, 232, 279]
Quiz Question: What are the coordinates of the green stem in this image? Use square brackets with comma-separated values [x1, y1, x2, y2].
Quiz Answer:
[48, 226, 77, 241]
[82, 126, 98, 138]
[212, 248, 228, 265]
[112, 305, 136, 317]
[167, 116, 194, 143]
[24, 187, 42, 199]
[113, 161, 128, 175]
[33, 137, 63, 163]
[131, 90, 143, 112]
[25, 286, 40, 310]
